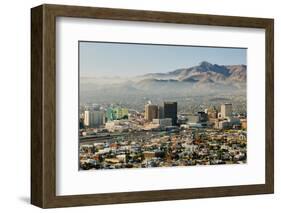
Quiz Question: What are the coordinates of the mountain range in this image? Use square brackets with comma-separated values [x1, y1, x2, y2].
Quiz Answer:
[80, 61, 247, 103]
[137, 61, 246, 84]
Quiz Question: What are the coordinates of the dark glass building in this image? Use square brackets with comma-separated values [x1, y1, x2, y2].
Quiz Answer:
[164, 102, 177, 125]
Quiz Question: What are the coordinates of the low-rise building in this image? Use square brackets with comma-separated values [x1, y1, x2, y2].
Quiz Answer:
[240, 119, 247, 129]
[152, 118, 172, 128]
[219, 120, 231, 129]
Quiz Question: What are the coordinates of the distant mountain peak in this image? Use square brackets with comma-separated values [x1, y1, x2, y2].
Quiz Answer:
[199, 61, 213, 68]
[136, 61, 246, 85]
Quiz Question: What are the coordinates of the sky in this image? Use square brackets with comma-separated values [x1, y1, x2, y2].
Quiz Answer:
[79, 41, 246, 77]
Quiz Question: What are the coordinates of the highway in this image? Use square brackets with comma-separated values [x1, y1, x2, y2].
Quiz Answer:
[79, 131, 165, 145]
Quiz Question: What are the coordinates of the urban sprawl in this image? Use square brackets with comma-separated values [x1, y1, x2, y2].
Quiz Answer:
[79, 102, 247, 170]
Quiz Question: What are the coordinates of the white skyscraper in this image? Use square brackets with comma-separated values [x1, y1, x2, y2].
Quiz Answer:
[84, 110, 91, 127]
[221, 103, 232, 118]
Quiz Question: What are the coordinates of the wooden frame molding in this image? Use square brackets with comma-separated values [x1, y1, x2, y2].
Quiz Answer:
[31, 4, 274, 208]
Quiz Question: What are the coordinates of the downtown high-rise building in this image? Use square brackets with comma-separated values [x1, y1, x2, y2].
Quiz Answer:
[106, 107, 129, 121]
[144, 104, 159, 122]
[84, 110, 105, 127]
[164, 102, 177, 125]
[221, 103, 232, 118]
[158, 105, 164, 119]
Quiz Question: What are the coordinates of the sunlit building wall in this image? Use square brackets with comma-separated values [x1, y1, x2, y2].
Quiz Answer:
[221, 103, 232, 118]
[145, 104, 159, 122]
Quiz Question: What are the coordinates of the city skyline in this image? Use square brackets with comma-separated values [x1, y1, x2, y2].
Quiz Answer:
[79, 100, 247, 170]
[80, 41, 247, 77]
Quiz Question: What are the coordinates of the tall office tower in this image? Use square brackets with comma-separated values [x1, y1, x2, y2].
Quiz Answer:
[84, 110, 105, 127]
[158, 105, 164, 119]
[84, 110, 91, 127]
[221, 103, 232, 118]
[106, 107, 115, 122]
[92, 111, 105, 127]
[164, 102, 177, 125]
[79, 118, 84, 129]
[144, 104, 159, 122]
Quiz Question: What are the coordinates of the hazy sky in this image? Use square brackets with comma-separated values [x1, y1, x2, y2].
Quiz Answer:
[79, 41, 246, 77]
